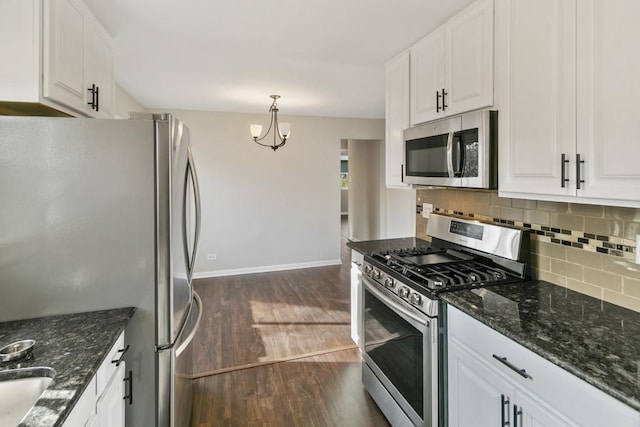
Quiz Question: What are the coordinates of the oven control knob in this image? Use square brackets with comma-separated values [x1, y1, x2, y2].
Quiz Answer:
[409, 293, 422, 306]
[364, 265, 373, 275]
[384, 277, 395, 288]
[373, 269, 382, 279]
[398, 287, 410, 299]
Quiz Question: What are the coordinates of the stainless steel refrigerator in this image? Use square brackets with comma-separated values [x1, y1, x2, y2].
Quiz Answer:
[0, 113, 202, 427]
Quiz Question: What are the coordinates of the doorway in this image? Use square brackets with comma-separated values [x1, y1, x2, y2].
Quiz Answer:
[344, 139, 385, 242]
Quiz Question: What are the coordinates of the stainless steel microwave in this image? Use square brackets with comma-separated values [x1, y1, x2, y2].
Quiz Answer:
[403, 110, 497, 188]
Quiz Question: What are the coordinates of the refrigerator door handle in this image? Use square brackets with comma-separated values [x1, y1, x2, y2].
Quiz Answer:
[175, 291, 203, 357]
[185, 146, 201, 283]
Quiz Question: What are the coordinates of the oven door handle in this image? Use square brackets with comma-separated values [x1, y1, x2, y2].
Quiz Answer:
[363, 277, 428, 327]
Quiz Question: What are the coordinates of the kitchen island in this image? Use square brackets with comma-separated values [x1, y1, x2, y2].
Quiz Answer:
[0, 307, 135, 427]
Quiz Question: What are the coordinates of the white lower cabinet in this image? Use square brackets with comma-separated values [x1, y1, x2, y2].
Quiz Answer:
[350, 250, 364, 349]
[447, 306, 640, 427]
[95, 363, 126, 427]
[63, 331, 127, 427]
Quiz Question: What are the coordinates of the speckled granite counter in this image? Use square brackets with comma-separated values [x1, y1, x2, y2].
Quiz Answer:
[441, 281, 640, 411]
[347, 237, 430, 255]
[0, 308, 135, 427]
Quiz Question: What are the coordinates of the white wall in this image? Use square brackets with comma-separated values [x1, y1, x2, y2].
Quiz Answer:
[347, 139, 385, 241]
[114, 84, 145, 118]
[386, 188, 416, 238]
[152, 109, 384, 277]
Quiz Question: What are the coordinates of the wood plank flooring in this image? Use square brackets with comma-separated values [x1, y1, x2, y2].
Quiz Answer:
[190, 216, 390, 426]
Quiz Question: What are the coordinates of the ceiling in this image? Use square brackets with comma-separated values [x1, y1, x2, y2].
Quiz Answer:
[83, 0, 476, 119]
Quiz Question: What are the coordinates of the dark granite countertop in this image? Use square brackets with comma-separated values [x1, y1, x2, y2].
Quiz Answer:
[0, 308, 135, 427]
[441, 281, 640, 411]
[347, 237, 431, 255]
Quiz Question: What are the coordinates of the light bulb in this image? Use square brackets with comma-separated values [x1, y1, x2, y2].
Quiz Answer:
[250, 124, 262, 138]
[278, 122, 291, 139]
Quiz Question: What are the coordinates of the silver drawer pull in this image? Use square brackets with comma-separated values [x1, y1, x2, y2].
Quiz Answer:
[492, 354, 533, 380]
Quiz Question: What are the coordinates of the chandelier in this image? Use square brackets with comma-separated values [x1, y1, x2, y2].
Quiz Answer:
[249, 95, 291, 151]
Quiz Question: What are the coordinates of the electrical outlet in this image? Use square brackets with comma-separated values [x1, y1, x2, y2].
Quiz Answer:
[422, 203, 433, 219]
[207, 254, 217, 261]
[636, 235, 640, 264]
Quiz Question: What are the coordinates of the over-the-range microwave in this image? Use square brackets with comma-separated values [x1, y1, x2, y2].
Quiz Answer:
[403, 110, 497, 189]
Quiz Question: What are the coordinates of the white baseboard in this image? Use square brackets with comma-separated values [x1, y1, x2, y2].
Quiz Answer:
[193, 259, 342, 279]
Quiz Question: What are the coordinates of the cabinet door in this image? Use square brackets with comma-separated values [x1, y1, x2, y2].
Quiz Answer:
[514, 390, 576, 427]
[43, 0, 86, 113]
[385, 52, 410, 188]
[96, 363, 125, 427]
[576, 0, 640, 201]
[410, 28, 445, 125]
[448, 339, 514, 427]
[85, 22, 114, 118]
[350, 251, 363, 349]
[444, 0, 494, 117]
[497, 0, 577, 197]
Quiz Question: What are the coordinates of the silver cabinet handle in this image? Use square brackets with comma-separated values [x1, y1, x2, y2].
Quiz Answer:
[492, 354, 533, 379]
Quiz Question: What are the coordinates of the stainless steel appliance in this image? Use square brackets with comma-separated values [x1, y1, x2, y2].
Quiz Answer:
[362, 213, 528, 427]
[0, 113, 202, 427]
[403, 110, 497, 188]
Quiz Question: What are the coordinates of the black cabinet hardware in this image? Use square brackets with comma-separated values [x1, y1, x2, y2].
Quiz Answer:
[436, 91, 442, 112]
[492, 354, 533, 379]
[87, 84, 97, 110]
[576, 153, 585, 190]
[87, 84, 100, 111]
[501, 394, 510, 427]
[123, 369, 133, 405]
[513, 404, 523, 427]
[561, 153, 569, 188]
[441, 88, 448, 111]
[111, 344, 130, 367]
[401, 164, 404, 183]
[95, 85, 99, 112]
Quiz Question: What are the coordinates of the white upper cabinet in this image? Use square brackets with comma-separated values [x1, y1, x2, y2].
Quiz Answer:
[0, 0, 115, 118]
[498, 0, 640, 206]
[496, 0, 577, 197]
[44, 0, 115, 117]
[410, 29, 445, 125]
[410, 0, 494, 126]
[85, 22, 115, 118]
[43, 0, 86, 112]
[385, 51, 411, 188]
[576, 0, 640, 202]
[444, 0, 494, 117]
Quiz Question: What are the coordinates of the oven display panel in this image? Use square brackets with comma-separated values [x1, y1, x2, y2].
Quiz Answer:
[450, 220, 484, 240]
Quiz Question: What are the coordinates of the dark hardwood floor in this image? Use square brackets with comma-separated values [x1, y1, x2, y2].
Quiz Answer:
[190, 216, 389, 426]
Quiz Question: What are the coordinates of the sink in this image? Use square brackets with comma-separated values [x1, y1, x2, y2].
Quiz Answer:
[0, 367, 55, 426]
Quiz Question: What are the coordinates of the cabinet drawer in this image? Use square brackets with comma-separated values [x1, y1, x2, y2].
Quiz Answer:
[448, 306, 640, 427]
[96, 331, 125, 398]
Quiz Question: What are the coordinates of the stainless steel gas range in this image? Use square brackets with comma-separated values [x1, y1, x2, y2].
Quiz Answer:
[361, 213, 529, 427]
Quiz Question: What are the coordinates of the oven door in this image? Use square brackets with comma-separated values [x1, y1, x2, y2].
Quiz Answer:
[362, 276, 438, 427]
